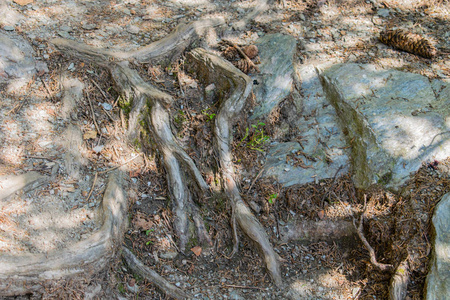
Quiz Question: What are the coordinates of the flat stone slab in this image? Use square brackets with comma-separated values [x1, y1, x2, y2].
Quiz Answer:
[426, 193, 450, 300]
[319, 63, 450, 189]
[251, 33, 297, 119]
[263, 63, 349, 187]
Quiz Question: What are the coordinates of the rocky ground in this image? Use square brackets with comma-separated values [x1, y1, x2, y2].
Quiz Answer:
[0, 0, 449, 299]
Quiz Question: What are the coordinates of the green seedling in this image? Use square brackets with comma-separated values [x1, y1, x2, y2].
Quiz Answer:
[237, 122, 270, 152]
[267, 193, 278, 204]
[202, 108, 216, 121]
[145, 229, 154, 245]
[174, 110, 186, 125]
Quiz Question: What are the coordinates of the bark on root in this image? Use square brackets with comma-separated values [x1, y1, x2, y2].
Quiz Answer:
[389, 258, 409, 300]
[52, 32, 212, 253]
[187, 48, 283, 287]
[52, 14, 282, 290]
[122, 247, 189, 299]
[0, 170, 127, 296]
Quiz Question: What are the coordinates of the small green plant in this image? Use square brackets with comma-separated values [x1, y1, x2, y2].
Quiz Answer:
[174, 110, 185, 123]
[237, 122, 270, 152]
[267, 193, 278, 204]
[202, 108, 216, 121]
[117, 95, 132, 115]
[145, 229, 154, 245]
[118, 282, 125, 294]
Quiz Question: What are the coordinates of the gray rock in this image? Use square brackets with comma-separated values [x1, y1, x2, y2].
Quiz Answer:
[82, 23, 97, 30]
[3, 25, 14, 31]
[377, 8, 390, 17]
[0, 30, 37, 91]
[57, 30, 72, 39]
[127, 25, 140, 34]
[263, 63, 349, 187]
[60, 25, 72, 32]
[251, 33, 297, 119]
[426, 193, 450, 300]
[319, 63, 450, 189]
[35, 61, 49, 73]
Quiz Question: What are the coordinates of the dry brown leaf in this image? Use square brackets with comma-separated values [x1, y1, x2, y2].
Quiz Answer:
[83, 130, 97, 140]
[13, 0, 33, 5]
[133, 213, 154, 230]
[191, 246, 202, 256]
[318, 210, 325, 219]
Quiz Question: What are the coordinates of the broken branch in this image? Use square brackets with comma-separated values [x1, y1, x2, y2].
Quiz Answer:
[353, 195, 394, 272]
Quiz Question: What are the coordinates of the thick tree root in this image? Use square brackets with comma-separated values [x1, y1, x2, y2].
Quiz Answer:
[52, 13, 282, 289]
[389, 258, 409, 300]
[122, 247, 189, 299]
[187, 48, 283, 287]
[280, 219, 356, 244]
[0, 170, 127, 296]
[53, 36, 212, 254]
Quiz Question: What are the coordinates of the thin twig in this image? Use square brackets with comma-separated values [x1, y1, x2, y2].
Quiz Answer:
[220, 284, 265, 290]
[6, 99, 27, 115]
[223, 39, 260, 72]
[41, 78, 55, 102]
[429, 130, 450, 146]
[85, 91, 100, 134]
[246, 165, 268, 195]
[102, 106, 115, 122]
[97, 153, 142, 174]
[176, 70, 185, 97]
[5, 103, 21, 115]
[23, 155, 55, 161]
[353, 195, 394, 272]
[91, 78, 109, 101]
[321, 165, 344, 204]
[86, 171, 98, 202]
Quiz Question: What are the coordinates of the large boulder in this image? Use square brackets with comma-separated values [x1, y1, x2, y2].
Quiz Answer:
[426, 193, 450, 300]
[319, 63, 450, 189]
[263, 63, 349, 186]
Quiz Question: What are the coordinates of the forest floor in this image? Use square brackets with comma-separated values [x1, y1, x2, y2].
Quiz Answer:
[1, 0, 449, 299]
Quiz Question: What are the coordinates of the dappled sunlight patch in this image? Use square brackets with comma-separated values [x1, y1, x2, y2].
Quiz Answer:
[168, 0, 210, 6]
[0, 145, 25, 166]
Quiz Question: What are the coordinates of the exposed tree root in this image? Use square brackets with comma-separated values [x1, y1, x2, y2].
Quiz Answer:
[280, 219, 356, 244]
[352, 195, 394, 272]
[389, 257, 409, 300]
[50, 11, 282, 291]
[53, 35, 212, 254]
[122, 247, 189, 300]
[0, 170, 127, 296]
[187, 48, 283, 287]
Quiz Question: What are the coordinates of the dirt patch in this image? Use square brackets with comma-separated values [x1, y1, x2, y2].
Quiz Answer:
[1, 0, 449, 299]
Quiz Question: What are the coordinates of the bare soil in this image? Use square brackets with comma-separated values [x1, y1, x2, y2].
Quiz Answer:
[0, 0, 449, 299]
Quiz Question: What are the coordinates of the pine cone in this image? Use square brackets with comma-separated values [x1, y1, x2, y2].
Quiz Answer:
[222, 46, 239, 60]
[243, 45, 259, 59]
[379, 29, 437, 59]
[233, 59, 252, 74]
